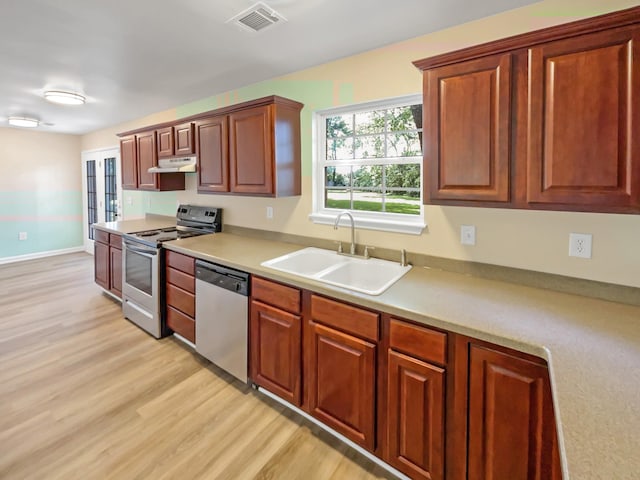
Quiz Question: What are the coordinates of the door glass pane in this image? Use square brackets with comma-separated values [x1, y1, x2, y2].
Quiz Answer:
[104, 157, 118, 222]
[86, 160, 97, 240]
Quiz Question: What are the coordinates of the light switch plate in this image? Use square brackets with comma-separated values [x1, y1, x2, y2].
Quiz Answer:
[461, 225, 476, 246]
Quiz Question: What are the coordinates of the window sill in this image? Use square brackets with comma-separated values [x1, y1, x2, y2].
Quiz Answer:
[309, 212, 426, 235]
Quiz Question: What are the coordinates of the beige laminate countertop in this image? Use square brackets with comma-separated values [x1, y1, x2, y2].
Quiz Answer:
[99, 224, 640, 480]
[92, 215, 176, 235]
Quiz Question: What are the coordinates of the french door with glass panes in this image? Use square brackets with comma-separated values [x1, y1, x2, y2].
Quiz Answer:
[81, 147, 122, 253]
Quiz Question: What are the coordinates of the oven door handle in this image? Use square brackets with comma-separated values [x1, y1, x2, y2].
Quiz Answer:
[124, 244, 158, 257]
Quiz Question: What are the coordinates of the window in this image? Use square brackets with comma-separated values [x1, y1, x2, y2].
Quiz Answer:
[311, 95, 425, 234]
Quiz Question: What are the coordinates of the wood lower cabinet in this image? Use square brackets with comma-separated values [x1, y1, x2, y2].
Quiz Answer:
[308, 295, 379, 451]
[165, 250, 195, 342]
[467, 343, 562, 480]
[93, 229, 122, 299]
[242, 278, 562, 480]
[249, 277, 302, 406]
[385, 318, 447, 480]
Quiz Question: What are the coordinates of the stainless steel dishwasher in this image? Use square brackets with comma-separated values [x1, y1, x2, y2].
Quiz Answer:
[195, 260, 249, 383]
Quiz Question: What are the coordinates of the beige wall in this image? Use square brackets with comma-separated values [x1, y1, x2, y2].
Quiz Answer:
[81, 0, 640, 288]
[0, 127, 82, 258]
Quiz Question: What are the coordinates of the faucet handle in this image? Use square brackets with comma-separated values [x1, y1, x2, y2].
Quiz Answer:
[363, 246, 375, 259]
[334, 241, 343, 254]
[400, 248, 408, 266]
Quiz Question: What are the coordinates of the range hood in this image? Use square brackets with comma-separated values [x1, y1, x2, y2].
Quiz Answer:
[148, 156, 196, 173]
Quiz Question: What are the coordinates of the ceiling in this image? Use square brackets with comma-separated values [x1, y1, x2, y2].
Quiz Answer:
[0, 0, 536, 135]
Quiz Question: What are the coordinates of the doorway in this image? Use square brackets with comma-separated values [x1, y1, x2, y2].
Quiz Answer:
[81, 147, 122, 253]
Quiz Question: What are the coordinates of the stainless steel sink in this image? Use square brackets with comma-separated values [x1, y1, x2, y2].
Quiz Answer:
[261, 247, 411, 295]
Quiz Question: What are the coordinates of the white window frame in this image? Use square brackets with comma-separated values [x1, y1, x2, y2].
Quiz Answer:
[309, 94, 426, 235]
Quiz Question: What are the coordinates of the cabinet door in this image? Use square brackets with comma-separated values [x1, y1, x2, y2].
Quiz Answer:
[386, 350, 445, 480]
[196, 116, 229, 193]
[175, 122, 195, 155]
[229, 105, 273, 194]
[468, 345, 560, 480]
[136, 131, 158, 190]
[250, 300, 302, 405]
[308, 322, 376, 450]
[120, 136, 137, 189]
[109, 247, 122, 298]
[157, 126, 174, 158]
[425, 53, 511, 203]
[527, 26, 640, 210]
[94, 241, 109, 290]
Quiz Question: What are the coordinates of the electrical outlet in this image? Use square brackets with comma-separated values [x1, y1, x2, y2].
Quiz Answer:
[19, 231, 27, 241]
[460, 225, 476, 246]
[569, 233, 592, 258]
[266, 206, 273, 219]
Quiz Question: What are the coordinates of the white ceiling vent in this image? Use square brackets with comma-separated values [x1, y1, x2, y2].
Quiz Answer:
[228, 2, 286, 33]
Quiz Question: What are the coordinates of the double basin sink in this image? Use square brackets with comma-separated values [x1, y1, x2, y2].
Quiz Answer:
[261, 247, 411, 295]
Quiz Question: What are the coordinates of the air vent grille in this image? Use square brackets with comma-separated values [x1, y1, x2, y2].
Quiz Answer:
[228, 2, 286, 33]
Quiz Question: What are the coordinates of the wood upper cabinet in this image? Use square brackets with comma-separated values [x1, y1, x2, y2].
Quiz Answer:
[157, 126, 174, 158]
[136, 130, 158, 190]
[526, 26, 640, 210]
[467, 344, 561, 480]
[120, 136, 137, 189]
[414, 7, 640, 213]
[196, 115, 229, 193]
[425, 53, 511, 203]
[229, 105, 273, 195]
[229, 99, 302, 196]
[308, 295, 379, 451]
[158, 122, 195, 158]
[175, 122, 195, 155]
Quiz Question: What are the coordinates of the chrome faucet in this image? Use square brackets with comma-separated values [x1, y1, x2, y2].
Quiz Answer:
[333, 211, 356, 255]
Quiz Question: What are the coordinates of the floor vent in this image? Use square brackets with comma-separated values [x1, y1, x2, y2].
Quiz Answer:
[228, 2, 286, 33]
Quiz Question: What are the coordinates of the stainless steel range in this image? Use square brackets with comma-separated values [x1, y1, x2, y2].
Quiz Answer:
[121, 205, 222, 338]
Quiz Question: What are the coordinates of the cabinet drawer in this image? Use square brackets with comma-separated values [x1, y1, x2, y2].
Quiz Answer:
[109, 233, 122, 249]
[389, 318, 447, 366]
[310, 295, 379, 342]
[167, 306, 195, 343]
[166, 283, 195, 317]
[166, 266, 195, 293]
[252, 276, 301, 314]
[94, 229, 109, 244]
[166, 250, 195, 275]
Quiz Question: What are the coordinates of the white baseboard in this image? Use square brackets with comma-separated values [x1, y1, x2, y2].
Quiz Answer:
[0, 246, 86, 265]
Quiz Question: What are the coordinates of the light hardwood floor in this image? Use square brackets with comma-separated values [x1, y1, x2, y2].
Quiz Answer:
[0, 252, 395, 480]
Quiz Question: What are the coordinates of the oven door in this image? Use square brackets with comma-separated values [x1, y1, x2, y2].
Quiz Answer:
[122, 239, 161, 337]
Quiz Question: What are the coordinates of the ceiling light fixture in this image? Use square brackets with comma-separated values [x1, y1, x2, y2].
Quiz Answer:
[8, 116, 40, 128]
[44, 90, 86, 105]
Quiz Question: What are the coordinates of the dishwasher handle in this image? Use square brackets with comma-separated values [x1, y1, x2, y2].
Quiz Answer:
[195, 260, 249, 296]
